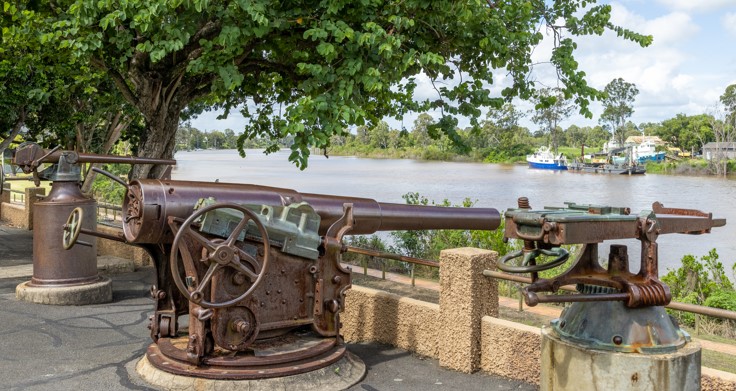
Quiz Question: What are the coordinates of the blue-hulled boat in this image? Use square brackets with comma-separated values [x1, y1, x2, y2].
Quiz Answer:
[526, 146, 568, 170]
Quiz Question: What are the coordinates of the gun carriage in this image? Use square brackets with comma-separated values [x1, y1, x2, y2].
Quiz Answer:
[65, 178, 502, 378]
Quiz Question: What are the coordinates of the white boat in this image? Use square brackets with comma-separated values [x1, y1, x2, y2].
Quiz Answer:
[633, 140, 666, 163]
[526, 146, 567, 170]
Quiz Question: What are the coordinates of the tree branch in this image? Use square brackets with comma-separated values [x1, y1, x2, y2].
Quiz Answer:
[91, 57, 140, 107]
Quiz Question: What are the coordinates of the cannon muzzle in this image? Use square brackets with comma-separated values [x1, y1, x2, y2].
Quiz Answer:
[122, 179, 501, 243]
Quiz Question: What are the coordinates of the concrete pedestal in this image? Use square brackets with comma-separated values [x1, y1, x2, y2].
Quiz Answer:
[16, 277, 112, 305]
[540, 327, 701, 391]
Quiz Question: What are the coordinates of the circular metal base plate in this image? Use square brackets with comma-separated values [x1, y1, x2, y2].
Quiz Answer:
[146, 331, 354, 380]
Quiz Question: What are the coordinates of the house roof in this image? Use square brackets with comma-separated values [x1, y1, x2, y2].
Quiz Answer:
[624, 135, 665, 145]
[703, 142, 736, 149]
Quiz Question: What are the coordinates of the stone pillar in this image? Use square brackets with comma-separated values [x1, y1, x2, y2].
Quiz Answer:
[541, 327, 701, 391]
[1, 183, 10, 204]
[438, 247, 498, 373]
[24, 187, 46, 230]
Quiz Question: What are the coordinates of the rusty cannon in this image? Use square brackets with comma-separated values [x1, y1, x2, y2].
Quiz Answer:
[5, 143, 175, 305]
[488, 197, 725, 356]
[64, 178, 501, 380]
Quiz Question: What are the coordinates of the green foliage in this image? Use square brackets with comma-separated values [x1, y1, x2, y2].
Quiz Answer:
[342, 192, 517, 281]
[389, 192, 516, 262]
[13, 0, 651, 174]
[653, 114, 714, 153]
[89, 163, 128, 204]
[662, 249, 735, 326]
[530, 88, 574, 153]
[704, 291, 736, 312]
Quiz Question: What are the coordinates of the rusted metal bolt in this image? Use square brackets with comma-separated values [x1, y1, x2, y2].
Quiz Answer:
[232, 319, 251, 335]
[308, 265, 318, 274]
[168, 187, 175, 194]
[613, 335, 623, 345]
[332, 276, 342, 284]
[156, 291, 167, 300]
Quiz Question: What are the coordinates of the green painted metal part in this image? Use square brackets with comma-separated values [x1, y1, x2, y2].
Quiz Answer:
[195, 198, 322, 260]
[550, 290, 690, 354]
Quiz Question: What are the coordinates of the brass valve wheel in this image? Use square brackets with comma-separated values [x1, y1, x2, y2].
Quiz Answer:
[170, 202, 271, 308]
[62, 207, 84, 250]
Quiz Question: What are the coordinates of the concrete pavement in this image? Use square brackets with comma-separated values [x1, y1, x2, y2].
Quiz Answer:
[0, 225, 535, 390]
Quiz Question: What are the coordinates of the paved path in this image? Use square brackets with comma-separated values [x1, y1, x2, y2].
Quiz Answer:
[344, 262, 736, 357]
[0, 225, 535, 390]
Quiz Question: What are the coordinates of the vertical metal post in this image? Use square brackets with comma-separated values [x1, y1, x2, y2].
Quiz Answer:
[411, 264, 415, 287]
[362, 258, 367, 276]
[518, 286, 524, 312]
[381, 258, 386, 280]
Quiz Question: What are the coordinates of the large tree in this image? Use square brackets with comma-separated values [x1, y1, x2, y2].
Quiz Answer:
[531, 88, 574, 153]
[12, 1, 650, 178]
[600, 78, 639, 147]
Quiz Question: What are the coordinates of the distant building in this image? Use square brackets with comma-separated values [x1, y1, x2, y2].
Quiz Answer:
[702, 142, 736, 160]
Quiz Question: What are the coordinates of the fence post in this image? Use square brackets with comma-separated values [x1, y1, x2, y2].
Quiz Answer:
[380, 257, 385, 280]
[410, 264, 416, 287]
[362, 258, 367, 276]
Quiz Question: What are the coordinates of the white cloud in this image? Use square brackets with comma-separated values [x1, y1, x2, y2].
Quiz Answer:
[655, 0, 736, 13]
[724, 13, 736, 36]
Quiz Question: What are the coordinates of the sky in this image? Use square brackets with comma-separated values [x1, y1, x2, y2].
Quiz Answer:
[189, 1, 736, 134]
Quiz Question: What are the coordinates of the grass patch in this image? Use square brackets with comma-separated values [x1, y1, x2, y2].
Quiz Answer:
[702, 349, 736, 374]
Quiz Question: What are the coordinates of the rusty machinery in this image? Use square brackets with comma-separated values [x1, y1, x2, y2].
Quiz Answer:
[492, 197, 725, 353]
[5, 143, 175, 290]
[63, 178, 501, 378]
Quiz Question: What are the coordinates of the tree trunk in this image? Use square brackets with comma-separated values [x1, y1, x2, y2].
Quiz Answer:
[0, 109, 27, 151]
[130, 103, 181, 179]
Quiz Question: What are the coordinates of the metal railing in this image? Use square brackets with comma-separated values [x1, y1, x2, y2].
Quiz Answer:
[9, 189, 25, 204]
[344, 246, 736, 323]
[96, 201, 123, 227]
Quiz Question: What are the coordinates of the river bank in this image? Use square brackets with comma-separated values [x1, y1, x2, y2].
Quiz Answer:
[325, 146, 736, 178]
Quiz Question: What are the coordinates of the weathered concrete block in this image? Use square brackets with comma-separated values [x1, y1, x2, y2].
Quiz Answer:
[342, 285, 440, 359]
[481, 316, 541, 385]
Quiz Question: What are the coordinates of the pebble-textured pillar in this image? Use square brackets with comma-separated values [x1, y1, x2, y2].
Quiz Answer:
[438, 247, 498, 373]
[25, 187, 45, 230]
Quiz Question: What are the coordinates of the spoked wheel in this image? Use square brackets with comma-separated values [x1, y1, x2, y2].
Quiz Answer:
[170, 203, 270, 308]
[62, 207, 84, 250]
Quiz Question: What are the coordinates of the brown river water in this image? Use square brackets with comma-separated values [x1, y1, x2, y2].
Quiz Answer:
[172, 149, 736, 274]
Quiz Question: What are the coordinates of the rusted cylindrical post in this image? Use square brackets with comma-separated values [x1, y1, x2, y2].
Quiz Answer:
[16, 181, 111, 305]
[30, 182, 98, 286]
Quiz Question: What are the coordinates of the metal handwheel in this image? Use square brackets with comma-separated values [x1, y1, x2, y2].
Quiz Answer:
[496, 247, 569, 273]
[62, 207, 84, 250]
[170, 203, 271, 308]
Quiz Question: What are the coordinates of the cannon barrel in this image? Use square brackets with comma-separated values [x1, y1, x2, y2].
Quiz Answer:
[11, 144, 176, 168]
[122, 179, 501, 243]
